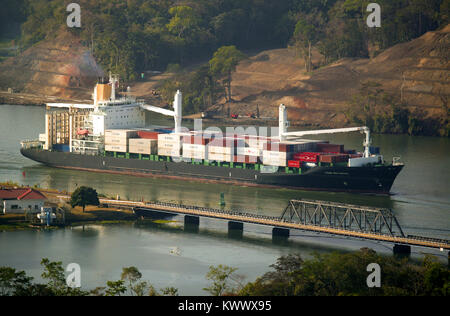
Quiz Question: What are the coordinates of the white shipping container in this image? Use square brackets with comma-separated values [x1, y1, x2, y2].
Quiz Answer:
[105, 129, 138, 139]
[263, 159, 287, 167]
[263, 150, 292, 161]
[183, 143, 207, 152]
[157, 133, 189, 142]
[158, 141, 182, 150]
[237, 147, 261, 157]
[158, 148, 181, 157]
[105, 136, 129, 146]
[129, 138, 157, 147]
[129, 143, 157, 155]
[183, 150, 208, 160]
[208, 153, 232, 162]
[208, 146, 234, 155]
[105, 144, 128, 153]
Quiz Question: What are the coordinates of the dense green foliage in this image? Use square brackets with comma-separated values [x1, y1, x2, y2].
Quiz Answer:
[4, 0, 447, 79]
[239, 249, 450, 296]
[346, 81, 450, 136]
[70, 186, 100, 212]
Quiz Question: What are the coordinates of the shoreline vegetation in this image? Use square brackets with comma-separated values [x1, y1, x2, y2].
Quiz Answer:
[0, 249, 448, 296]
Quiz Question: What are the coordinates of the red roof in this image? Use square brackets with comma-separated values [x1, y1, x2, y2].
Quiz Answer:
[0, 188, 46, 200]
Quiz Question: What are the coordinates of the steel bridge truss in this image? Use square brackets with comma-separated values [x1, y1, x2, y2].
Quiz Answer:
[280, 199, 405, 238]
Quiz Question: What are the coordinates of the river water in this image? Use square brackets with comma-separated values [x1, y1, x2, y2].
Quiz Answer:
[0, 104, 449, 294]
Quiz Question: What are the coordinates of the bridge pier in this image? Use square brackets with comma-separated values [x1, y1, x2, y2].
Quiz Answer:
[184, 215, 199, 233]
[272, 227, 289, 244]
[393, 244, 411, 256]
[228, 221, 243, 239]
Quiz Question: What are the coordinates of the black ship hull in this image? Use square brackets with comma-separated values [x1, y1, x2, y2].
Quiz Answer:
[20, 148, 403, 194]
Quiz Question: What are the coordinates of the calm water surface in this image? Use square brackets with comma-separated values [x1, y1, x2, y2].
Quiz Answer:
[0, 104, 449, 294]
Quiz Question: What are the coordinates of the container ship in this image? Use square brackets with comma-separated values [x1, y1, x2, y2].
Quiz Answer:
[20, 75, 404, 194]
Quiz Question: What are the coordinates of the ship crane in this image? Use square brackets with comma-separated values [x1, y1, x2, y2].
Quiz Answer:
[139, 90, 183, 134]
[278, 104, 372, 158]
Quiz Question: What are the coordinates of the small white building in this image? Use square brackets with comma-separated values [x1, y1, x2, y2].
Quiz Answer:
[0, 188, 46, 214]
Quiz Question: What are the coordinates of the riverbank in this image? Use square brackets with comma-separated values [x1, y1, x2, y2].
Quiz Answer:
[0, 206, 137, 232]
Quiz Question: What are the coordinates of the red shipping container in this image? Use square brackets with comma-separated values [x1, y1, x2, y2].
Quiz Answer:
[182, 135, 210, 145]
[316, 143, 345, 153]
[264, 142, 296, 152]
[288, 160, 301, 168]
[137, 131, 159, 140]
[293, 152, 321, 162]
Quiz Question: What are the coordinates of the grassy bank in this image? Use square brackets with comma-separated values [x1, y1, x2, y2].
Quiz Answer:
[0, 206, 137, 232]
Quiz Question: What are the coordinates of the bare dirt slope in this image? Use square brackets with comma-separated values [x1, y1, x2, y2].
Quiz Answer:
[223, 25, 449, 128]
[0, 30, 103, 103]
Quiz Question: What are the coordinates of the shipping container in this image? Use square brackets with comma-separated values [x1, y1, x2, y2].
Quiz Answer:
[208, 137, 245, 148]
[316, 143, 344, 153]
[208, 153, 232, 162]
[105, 136, 129, 146]
[105, 129, 138, 139]
[208, 145, 234, 156]
[158, 147, 181, 157]
[288, 160, 301, 168]
[293, 152, 321, 163]
[105, 144, 128, 153]
[236, 147, 261, 157]
[137, 131, 159, 140]
[182, 135, 211, 145]
[319, 154, 349, 164]
[233, 155, 258, 164]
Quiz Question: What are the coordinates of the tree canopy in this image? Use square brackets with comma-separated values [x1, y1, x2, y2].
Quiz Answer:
[70, 186, 100, 212]
[6, 0, 446, 80]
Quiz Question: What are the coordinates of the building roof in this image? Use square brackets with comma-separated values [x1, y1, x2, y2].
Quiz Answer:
[0, 188, 46, 201]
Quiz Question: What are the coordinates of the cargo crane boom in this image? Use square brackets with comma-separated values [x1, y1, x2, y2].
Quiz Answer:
[278, 104, 372, 158]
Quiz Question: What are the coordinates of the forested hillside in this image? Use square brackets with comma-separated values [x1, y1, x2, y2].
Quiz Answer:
[2, 0, 448, 79]
[0, 0, 448, 135]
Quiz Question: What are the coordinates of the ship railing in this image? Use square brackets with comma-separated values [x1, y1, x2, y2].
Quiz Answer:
[20, 140, 43, 149]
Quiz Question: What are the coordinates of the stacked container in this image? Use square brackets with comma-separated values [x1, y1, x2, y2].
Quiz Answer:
[129, 138, 157, 155]
[208, 138, 245, 162]
[316, 143, 344, 153]
[158, 133, 185, 157]
[182, 135, 210, 160]
[105, 129, 137, 153]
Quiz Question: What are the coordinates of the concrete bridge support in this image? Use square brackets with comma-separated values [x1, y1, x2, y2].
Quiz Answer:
[393, 244, 411, 256]
[184, 215, 199, 233]
[228, 221, 244, 239]
[272, 227, 290, 244]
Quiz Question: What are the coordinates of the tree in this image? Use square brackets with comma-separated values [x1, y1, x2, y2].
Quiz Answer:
[105, 280, 127, 296]
[40, 258, 88, 296]
[292, 11, 325, 72]
[209, 46, 246, 102]
[70, 186, 100, 212]
[0, 267, 33, 296]
[121, 266, 148, 296]
[203, 264, 244, 296]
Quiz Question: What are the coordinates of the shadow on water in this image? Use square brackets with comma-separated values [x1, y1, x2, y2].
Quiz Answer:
[133, 219, 351, 256]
